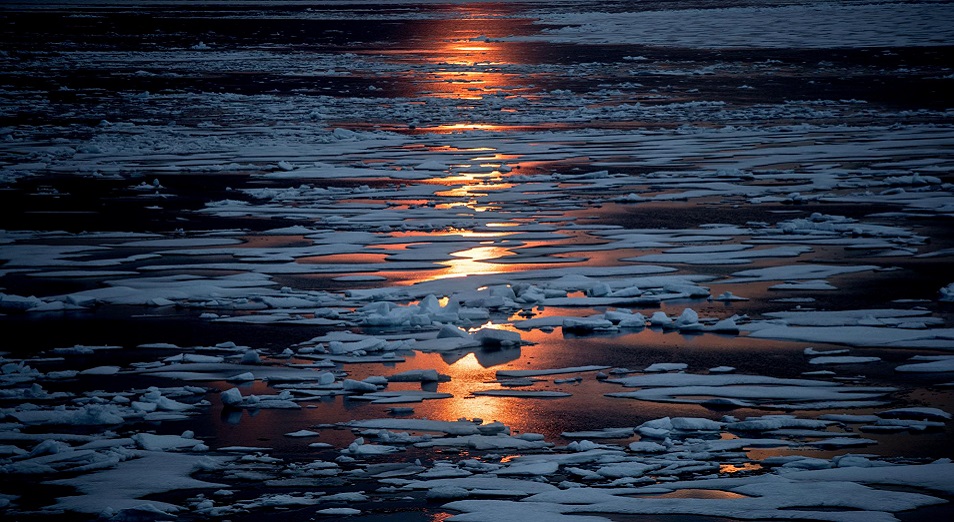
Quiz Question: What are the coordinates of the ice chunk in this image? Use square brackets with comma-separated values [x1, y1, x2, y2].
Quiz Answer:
[878, 407, 951, 420]
[343, 379, 379, 393]
[316, 507, 361, 516]
[79, 366, 121, 375]
[471, 390, 571, 398]
[284, 430, 320, 438]
[496, 366, 610, 378]
[809, 356, 881, 365]
[426, 486, 471, 499]
[388, 369, 448, 382]
[562, 427, 634, 439]
[940, 283, 954, 302]
[240, 350, 261, 364]
[220, 388, 243, 407]
[649, 311, 673, 328]
[133, 432, 207, 452]
[562, 316, 616, 332]
[628, 441, 668, 453]
[670, 417, 723, 431]
[343, 438, 400, 456]
[710, 316, 740, 334]
[644, 363, 687, 373]
[226, 372, 255, 382]
[473, 328, 521, 346]
[344, 418, 481, 436]
[674, 308, 700, 329]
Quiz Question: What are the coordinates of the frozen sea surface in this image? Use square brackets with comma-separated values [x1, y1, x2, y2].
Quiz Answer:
[1, 1, 953, 521]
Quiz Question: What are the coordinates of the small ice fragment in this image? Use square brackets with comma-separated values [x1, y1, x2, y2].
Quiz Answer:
[426, 486, 470, 499]
[588, 283, 611, 297]
[563, 317, 615, 331]
[713, 291, 748, 301]
[499, 378, 535, 387]
[939, 283, 954, 302]
[343, 379, 378, 393]
[220, 388, 243, 407]
[79, 366, 121, 375]
[567, 440, 600, 452]
[879, 407, 951, 420]
[476, 421, 509, 435]
[437, 324, 471, 338]
[284, 429, 320, 438]
[674, 308, 701, 330]
[628, 441, 668, 453]
[227, 372, 255, 382]
[316, 507, 361, 516]
[649, 312, 673, 328]
[388, 369, 448, 382]
[518, 433, 545, 441]
[809, 356, 881, 365]
[710, 316, 740, 333]
[473, 328, 521, 346]
[805, 347, 850, 356]
[644, 363, 687, 373]
[671, 417, 722, 431]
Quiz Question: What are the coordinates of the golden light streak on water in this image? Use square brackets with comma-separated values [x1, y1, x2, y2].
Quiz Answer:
[394, 352, 519, 428]
[435, 182, 513, 197]
[388, 229, 509, 239]
[432, 244, 516, 280]
[455, 230, 513, 238]
[299, 252, 388, 264]
[719, 462, 762, 474]
[420, 353, 519, 426]
[434, 122, 513, 131]
[649, 489, 749, 499]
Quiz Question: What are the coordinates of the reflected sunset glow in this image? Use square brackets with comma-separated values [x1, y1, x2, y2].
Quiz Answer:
[300, 252, 388, 264]
[434, 123, 512, 131]
[388, 229, 512, 239]
[649, 489, 749, 500]
[392, 352, 517, 428]
[435, 182, 513, 197]
[720, 463, 762, 474]
[406, 4, 538, 112]
[435, 244, 516, 279]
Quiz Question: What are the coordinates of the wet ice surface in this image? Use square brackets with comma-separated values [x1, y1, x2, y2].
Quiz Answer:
[1, 0, 953, 521]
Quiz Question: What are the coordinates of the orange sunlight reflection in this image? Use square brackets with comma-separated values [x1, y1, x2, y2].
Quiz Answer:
[447, 351, 487, 373]
[389, 229, 512, 239]
[435, 183, 513, 197]
[409, 6, 538, 113]
[433, 122, 511, 131]
[650, 489, 749, 500]
[300, 253, 387, 264]
[720, 463, 762, 474]
[436, 245, 515, 280]
[424, 352, 517, 425]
